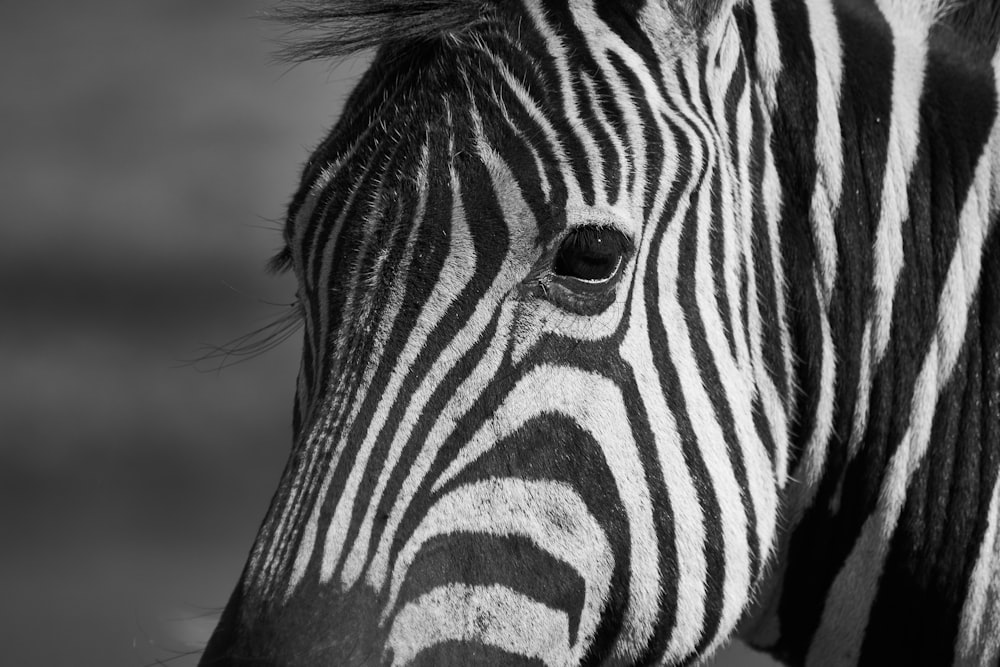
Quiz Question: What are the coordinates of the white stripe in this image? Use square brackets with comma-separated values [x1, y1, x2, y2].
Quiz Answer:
[702, 25, 753, 384]
[366, 304, 514, 591]
[285, 194, 426, 592]
[807, 107, 1000, 666]
[433, 365, 660, 659]
[270, 141, 436, 597]
[620, 96, 707, 659]
[337, 154, 485, 588]
[319, 143, 478, 585]
[384, 478, 611, 664]
[753, 36, 797, 452]
[485, 52, 578, 202]
[493, 85, 553, 201]
[653, 96, 751, 651]
[388, 584, 571, 667]
[319, 142, 397, 370]
[956, 473, 1000, 665]
[291, 165, 336, 285]
[283, 137, 426, 593]
[807, 0, 844, 304]
[691, 43, 781, 595]
[878, 0, 957, 23]
[741, 74, 791, 496]
[581, 72, 630, 206]
[365, 121, 544, 590]
[870, 0, 929, 361]
[729, 42, 757, 382]
[682, 59, 763, 652]
[952, 55, 1000, 662]
[806, 339, 938, 667]
[751, 0, 782, 108]
[788, 272, 836, 522]
[567, 0, 654, 210]
[523, 2, 604, 203]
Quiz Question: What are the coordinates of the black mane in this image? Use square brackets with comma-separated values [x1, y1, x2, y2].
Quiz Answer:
[274, 0, 488, 61]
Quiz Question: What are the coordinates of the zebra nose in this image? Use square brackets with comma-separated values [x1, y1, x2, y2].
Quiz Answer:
[199, 582, 390, 666]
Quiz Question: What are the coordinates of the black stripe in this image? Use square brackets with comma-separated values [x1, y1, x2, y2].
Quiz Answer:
[860, 45, 999, 665]
[644, 104, 726, 658]
[673, 59, 763, 609]
[773, 0, 895, 659]
[397, 533, 587, 645]
[723, 49, 750, 364]
[516, 0, 597, 204]
[607, 52, 662, 221]
[439, 411, 633, 664]
[366, 305, 506, 575]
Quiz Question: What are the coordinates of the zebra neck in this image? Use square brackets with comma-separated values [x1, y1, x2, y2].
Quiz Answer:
[741, 0, 1000, 664]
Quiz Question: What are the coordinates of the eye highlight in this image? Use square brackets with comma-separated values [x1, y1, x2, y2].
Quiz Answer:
[553, 226, 631, 284]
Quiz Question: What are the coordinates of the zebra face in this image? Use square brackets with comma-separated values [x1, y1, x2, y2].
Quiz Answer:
[203, 1, 785, 665]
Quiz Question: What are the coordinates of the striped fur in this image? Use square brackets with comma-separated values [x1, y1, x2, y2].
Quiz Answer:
[201, 0, 1000, 665]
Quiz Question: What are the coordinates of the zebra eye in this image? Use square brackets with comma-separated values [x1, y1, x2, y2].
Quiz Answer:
[553, 226, 629, 284]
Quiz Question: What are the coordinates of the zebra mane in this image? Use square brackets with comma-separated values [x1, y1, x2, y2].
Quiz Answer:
[273, 0, 1000, 65]
[274, 0, 488, 61]
[275, 0, 746, 62]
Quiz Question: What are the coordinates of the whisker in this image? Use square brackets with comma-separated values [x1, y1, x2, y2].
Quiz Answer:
[180, 302, 304, 373]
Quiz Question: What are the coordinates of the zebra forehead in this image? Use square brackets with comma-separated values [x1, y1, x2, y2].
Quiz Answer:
[281, 77, 559, 278]
[277, 0, 755, 257]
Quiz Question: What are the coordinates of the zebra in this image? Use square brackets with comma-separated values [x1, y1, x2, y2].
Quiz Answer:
[200, 0, 1000, 664]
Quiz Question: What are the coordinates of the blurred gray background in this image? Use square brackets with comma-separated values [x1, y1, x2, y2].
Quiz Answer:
[0, 2, 777, 665]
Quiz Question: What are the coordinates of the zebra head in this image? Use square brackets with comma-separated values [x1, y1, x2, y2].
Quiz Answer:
[202, 0, 788, 664]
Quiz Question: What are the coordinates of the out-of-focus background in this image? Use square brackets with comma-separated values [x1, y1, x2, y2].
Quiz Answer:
[0, 2, 777, 665]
